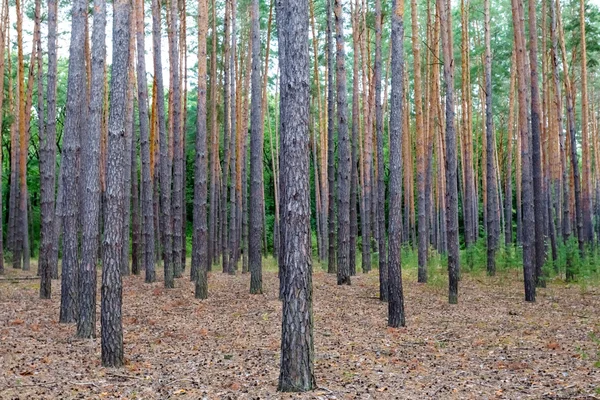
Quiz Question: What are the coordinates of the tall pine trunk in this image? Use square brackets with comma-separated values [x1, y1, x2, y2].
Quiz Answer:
[439, 0, 460, 304]
[59, 0, 88, 323]
[77, 0, 106, 338]
[387, 0, 406, 328]
[101, 0, 131, 367]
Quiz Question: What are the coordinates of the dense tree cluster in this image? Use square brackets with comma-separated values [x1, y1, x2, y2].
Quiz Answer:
[0, 0, 599, 390]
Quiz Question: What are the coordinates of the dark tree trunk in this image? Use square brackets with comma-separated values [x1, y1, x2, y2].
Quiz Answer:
[387, 0, 406, 328]
[193, 0, 209, 299]
[137, 0, 156, 283]
[101, 0, 131, 367]
[249, 0, 263, 294]
[60, 0, 87, 323]
[40, 0, 57, 296]
[439, 0, 460, 304]
[528, 0, 545, 287]
[77, 0, 106, 338]
[511, 0, 536, 302]
[334, 0, 350, 286]
[153, 0, 173, 287]
[484, 0, 498, 276]
[326, 0, 335, 274]
[276, 0, 316, 389]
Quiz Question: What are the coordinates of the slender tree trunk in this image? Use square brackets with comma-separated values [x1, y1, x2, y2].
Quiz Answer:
[101, 0, 131, 367]
[484, 0, 498, 276]
[168, 0, 183, 279]
[387, 0, 406, 327]
[326, 0, 336, 274]
[505, 51, 516, 246]
[557, 1, 584, 259]
[39, 0, 56, 293]
[59, 0, 88, 323]
[221, 0, 231, 274]
[249, 0, 264, 293]
[208, 0, 218, 268]
[193, 0, 209, 299]
[154, 0, 173, 287]
[412, 0, 427, 283]
[77, 0, 106, 338]
[228, 0, 238, 274]
[136, 0, 156, 283]
[511, 0, 536, 301]
[580, 0, 592, 243]
[439, 0, 460, 304]
[528, 0, 546, 287]
[334, 0, 351, 286]
[131, 124, 141, 275]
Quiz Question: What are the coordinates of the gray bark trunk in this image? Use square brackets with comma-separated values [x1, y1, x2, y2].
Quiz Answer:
[101, 0, 131, 367]
[77, 0, 106, 338]
[276, 0, 316, 389]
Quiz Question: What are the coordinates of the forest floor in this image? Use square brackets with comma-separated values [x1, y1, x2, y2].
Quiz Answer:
[0, 258, 599, 399]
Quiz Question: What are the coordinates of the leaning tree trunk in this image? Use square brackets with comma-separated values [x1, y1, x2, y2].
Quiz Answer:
[101, 0, 131, 367]
[59, 0, 88, 323]
[77, 0, 106, 339]
[276, 0, 316, 389]
[387, 0, 406, 328]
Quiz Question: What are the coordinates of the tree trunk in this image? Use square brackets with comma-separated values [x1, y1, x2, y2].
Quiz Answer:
[39, 0, 57, 290]
[580, 0, 592, 243]
[193, 0, 209, 299]
[249, 0, 264, 293]
[387, 0, 406, 328]
[484, 0, 498, 276]
[101, 0, 131, 367]
[276, 0, 316, 389]
[153, 0, 173, 287]
[511, 0, 536, 301]
[334, 0, 351, 286]
[208, 0, 219, 268]
[168, 0, 183, 279]
[528, 0, 545, 287]
[326, 0, 336, 274]
[136, 0, 156, 283]
[439, 0, 460, 304]
[412, 0, 427, 283]
[59, 0, 88, 323]
[77, 0, 106, 338]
